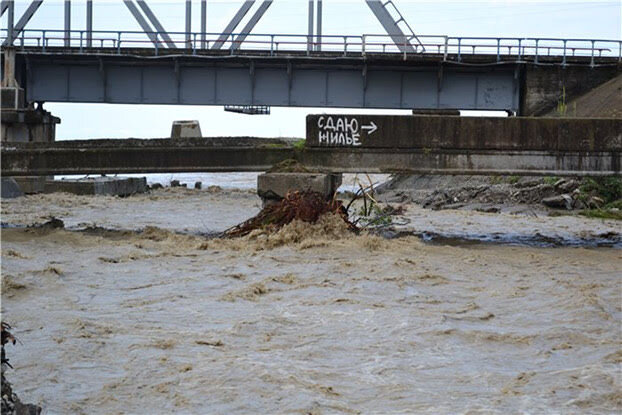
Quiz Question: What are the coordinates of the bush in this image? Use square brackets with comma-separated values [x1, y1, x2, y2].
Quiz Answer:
[579, 177, 622, 204]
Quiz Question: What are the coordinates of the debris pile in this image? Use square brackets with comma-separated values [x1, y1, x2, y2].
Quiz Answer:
[1, 322, 41, 415]
[225, 190, 357, 238]
[267, 159, 310, 173]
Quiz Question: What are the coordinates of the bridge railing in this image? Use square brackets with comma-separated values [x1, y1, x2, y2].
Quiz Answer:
[2, 29, 620, 65]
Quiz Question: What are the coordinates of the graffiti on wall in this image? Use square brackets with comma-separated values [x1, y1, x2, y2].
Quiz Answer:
[316, 116, 378, 147]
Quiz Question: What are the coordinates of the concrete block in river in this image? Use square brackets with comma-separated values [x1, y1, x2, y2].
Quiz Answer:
[44, 177, 147, 196]
[13, 177, 46, 194]
[1, 178, 24, 199]
[257, 173, 342, 204]
[170, 120, 202, 138]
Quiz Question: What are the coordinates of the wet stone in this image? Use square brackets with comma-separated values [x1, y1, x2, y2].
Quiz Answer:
[1, 178, 24, 199]
[542, 194, 574, 210]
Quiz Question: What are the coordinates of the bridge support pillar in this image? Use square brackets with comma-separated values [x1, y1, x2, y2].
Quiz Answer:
[1, 106, 60, 194]
[2, 48, 24, 110]
[2, 48, 60, 194]
[1, 104, 59, 144]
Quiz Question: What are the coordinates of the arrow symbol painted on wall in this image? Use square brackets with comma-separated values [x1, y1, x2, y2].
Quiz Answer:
[361, 122, 378, 135]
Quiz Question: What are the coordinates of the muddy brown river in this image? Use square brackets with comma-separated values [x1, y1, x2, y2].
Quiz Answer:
[1, 189, 621, 414]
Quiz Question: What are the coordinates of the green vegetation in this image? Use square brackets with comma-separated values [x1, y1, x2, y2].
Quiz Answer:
[292, 139, 306, 151]
[267, 159, 310, 173]
[578, 177, 622, 204]
[578, 209, 622, 220]
[556, 86, 567, 116]
[261, 143, 288, 149]
[259, 139, 305, 151]
[543, 176, 559, 186]
[357, 205, 393, 227]
[507, 175, 520, 185]
[576, 177, 622, 220]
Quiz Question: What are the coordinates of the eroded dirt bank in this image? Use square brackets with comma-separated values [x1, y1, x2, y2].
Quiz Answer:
[1, 190, 621, 413]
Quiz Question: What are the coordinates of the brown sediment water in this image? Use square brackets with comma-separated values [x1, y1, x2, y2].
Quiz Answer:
[1, 189, 621, 413]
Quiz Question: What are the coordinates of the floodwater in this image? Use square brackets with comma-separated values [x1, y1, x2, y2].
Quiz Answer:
[1, 188, 621, 414]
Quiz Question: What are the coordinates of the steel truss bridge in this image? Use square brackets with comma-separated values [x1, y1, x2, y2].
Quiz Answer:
[1, 1, 621, 113]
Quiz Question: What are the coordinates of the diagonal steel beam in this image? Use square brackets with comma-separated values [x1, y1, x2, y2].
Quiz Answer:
[232, 0, 273, 51]
[1, 0, 10, 16]
[365, 0, 415, 54]
[3, 0, 13, 44]
[123, 0, 158, 47]
[211, 0, 255, 50]
[2, 0, 44, 47]
[136, 0, 177, 48]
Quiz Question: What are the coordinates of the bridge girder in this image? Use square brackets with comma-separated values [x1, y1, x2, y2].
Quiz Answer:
[15, 52, 521, 111]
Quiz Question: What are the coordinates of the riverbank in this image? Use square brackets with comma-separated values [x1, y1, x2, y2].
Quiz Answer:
[375, 174, 622, 220]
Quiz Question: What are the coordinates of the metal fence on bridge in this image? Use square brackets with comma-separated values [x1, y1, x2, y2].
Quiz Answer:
[2, 29, 621, 66]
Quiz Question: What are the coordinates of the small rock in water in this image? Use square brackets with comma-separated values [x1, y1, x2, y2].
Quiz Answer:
[195, 181, 202, 190]
[150, 183, 164, 190]
[170, 180, 181, 187]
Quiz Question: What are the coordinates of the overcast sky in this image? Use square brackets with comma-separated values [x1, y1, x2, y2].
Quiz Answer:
[3, 0, 621, 139]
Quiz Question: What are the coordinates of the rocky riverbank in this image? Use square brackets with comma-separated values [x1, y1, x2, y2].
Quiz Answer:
[2, 323, 41, 415]
[375, 174, 622, 218]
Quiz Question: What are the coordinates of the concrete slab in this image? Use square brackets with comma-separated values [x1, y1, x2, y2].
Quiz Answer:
[13, 177, 46, 194]
[257, 172, 342, 207]
[1, 178, 24, 199]
[171, 120, 202, 138]
[44, 177, 147, 196]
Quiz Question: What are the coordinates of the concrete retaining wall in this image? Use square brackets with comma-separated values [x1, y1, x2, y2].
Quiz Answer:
[306, 115, 622, 152]
[521, 65, 620, 116]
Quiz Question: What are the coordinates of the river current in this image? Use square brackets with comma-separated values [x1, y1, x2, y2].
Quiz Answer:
[1, 187, 620, 413]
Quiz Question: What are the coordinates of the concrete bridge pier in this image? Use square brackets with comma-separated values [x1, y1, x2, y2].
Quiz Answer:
[257, 172, 342, 208]
[2, 48, 60, 194]
[1, 48, 59, 144]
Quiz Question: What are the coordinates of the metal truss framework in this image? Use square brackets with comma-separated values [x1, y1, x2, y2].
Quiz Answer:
[1, 0, 422, 52]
